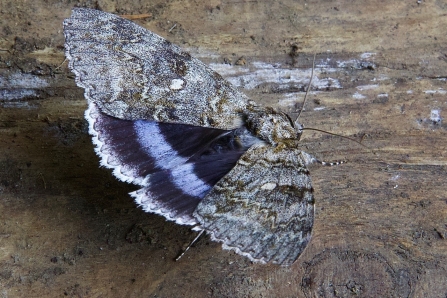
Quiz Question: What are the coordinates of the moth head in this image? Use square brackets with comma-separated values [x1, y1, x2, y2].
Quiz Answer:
[246, 108, 303, 146]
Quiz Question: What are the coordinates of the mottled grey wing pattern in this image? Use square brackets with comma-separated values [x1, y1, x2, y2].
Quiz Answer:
[194, 145, 314, 265]
[64, 8, 249, 130]
[64, 8, 319, 266]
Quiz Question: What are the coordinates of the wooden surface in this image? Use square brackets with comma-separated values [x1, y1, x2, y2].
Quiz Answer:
[1, 0, 446, 297]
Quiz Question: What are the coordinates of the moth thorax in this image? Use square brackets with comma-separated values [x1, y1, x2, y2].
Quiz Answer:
[245, 108, 302, 146]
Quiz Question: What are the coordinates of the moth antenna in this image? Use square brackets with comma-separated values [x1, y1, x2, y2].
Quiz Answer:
[314, 158, 346, 166]
[175, 229, 205, 262]
[302, 127, 372, 151]
[302, 127, 382, 164]
[294, 53, 316, 125]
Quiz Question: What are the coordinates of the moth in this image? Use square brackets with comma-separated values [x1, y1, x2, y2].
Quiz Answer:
[64, 8, 329, 265]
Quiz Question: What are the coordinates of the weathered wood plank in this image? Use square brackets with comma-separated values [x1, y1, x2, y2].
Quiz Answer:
[0, 0, 446, 296]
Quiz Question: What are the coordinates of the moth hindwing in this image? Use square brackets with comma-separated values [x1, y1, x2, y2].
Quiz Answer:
[64, 8, 318, 265]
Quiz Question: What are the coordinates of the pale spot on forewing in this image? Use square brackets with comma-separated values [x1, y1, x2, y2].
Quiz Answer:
[261, 182, 277, 190]
[170, 78, 184, 90]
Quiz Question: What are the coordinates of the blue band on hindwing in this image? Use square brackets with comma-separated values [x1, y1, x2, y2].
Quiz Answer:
[86, 102, 247, 225]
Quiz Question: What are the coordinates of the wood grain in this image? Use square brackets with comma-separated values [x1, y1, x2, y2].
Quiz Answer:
[0, 0, 446, 297]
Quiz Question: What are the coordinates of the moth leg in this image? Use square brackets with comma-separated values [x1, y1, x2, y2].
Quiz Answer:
[175, 229, 205, 262]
